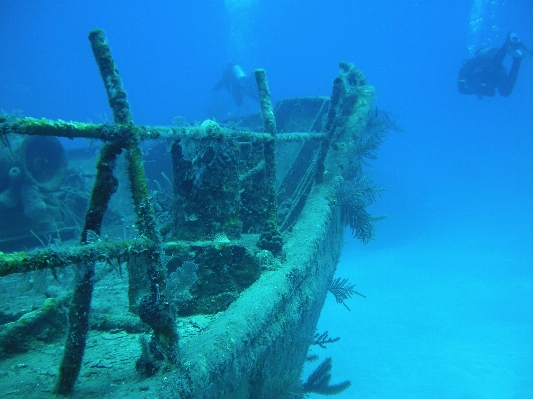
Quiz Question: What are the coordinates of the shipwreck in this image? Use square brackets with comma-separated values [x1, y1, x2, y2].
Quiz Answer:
[0, 29, 395, 398]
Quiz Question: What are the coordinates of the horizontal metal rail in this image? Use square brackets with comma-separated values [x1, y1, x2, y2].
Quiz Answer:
[0, 116, 326, 143]
[0, 237, 151, 277]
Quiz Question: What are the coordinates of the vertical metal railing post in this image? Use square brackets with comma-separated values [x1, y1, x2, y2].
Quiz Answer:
[254, 69, 283, 255]
[54, 29, 176, 395]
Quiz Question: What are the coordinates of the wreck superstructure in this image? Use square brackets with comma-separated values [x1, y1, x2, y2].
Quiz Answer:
[0, 29, 383, 398]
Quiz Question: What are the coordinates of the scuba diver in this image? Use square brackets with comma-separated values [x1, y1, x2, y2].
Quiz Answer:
[213, 62, 259, 107]
[458, 31, 532, 98]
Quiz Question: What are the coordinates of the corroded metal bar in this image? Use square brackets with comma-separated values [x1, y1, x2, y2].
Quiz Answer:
[89, 29, 178, 384]
[0, 238, 151, 277]
[254, 69, 283, 255]
[0, 296, 70, 359]
[54, 29, 128, 395]
[55, 28, 175, 395]
[89, 30, 132, 125]
[0, 116, 326, 142]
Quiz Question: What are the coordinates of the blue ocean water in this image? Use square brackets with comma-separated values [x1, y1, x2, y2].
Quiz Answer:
[1, 1, 532, 398]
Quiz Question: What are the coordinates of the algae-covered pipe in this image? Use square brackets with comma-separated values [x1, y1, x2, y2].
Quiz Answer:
[53, 29, 128, 395]
[60, 30, 176, 394]
[0, 238, 151, 277]
[112, 32, 179, 366]
[255, 70, 278, 221]
[254, 69, 283, 255]
[89, 29, 132, 125]
[315, 74, 344, 184]
[54, 142, 123, 394]
[57, 29, 151, 395]
[0, 115, 326, 142]
[125, 143, 180, 370]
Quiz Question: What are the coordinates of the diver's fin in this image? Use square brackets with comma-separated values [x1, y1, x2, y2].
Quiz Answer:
[508, 43, 532, 58]
[517, 43, 533, 58]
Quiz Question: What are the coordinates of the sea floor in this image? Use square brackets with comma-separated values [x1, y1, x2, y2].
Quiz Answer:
[309, 210, 533, 399]
[1, 192, 531, 399]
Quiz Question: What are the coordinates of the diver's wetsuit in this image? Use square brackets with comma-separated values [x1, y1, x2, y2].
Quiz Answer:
[458, 39, 522, 97]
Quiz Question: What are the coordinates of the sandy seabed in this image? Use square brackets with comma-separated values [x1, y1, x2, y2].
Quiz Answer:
[311, 213, 533, 399]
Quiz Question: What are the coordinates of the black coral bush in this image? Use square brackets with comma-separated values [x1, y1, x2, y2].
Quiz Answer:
[333, 174, 385, 244]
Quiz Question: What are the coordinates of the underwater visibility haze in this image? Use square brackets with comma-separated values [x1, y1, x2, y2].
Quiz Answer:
[0, 1, 532, 398]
